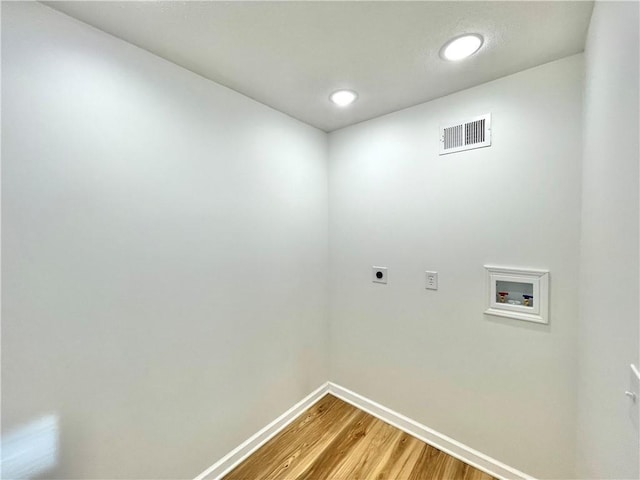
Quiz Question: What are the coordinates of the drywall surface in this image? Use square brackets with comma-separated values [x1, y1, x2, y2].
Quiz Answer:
[576, 2, 640, 478]
[1, 3, 328, 479]
[328, 55, 583, 479]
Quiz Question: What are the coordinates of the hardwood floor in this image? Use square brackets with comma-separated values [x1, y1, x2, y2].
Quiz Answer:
[224, 394, 496, 480]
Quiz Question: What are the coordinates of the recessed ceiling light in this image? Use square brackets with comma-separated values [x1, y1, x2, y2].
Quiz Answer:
[330, 90, 358, 107]
[440, 34, 484, 61]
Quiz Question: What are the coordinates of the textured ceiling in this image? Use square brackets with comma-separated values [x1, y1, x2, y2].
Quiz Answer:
[43, 1, 594, 132]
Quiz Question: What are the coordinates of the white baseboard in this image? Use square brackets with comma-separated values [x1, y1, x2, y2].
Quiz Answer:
[327, 382, 535, 480]
[194, 381, 535, 480]
[194, 382, 330, 480]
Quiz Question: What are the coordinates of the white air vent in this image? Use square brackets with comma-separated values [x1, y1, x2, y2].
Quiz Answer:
[439, 113, 491, 155]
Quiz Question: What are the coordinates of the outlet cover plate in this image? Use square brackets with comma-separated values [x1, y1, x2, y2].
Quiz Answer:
[425, 271, 438, 290]
[372, 266, 388, 284]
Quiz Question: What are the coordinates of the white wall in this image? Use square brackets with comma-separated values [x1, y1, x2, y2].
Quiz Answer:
[576, 2, 640, 478]
[328, 55, 584, 479]
[1, 3, 328, 479]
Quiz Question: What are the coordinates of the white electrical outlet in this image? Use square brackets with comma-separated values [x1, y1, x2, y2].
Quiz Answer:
[426, 271, 438, 290]
[372, 266, 388, 284]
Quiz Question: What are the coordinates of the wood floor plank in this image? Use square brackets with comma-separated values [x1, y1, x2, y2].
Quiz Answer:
[302, 414, 388, 480]
[383, 435, 436, 479]
[289, 409, 374, 479]
[370, 432, 425, 479]
[461, 463, 496, 480]
[225, 396, 339, 480]
[225, 396, 354, 480]
[324, 419, 402, 480]
[223, 394, 497, 480]
[406, 444, 444, 479]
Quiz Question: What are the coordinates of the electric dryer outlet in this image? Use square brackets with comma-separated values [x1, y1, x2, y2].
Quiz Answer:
[372, 266, 388, 284]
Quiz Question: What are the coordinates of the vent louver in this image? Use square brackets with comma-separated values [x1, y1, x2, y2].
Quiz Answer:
[439, 113, 491, 155]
